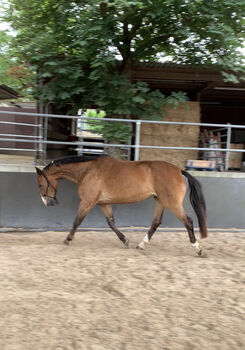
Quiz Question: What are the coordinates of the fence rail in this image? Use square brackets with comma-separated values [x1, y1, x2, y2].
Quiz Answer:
[0, 110, 245, 171]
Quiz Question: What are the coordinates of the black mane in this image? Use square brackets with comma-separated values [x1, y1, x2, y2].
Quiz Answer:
[44, 154, 106, 171]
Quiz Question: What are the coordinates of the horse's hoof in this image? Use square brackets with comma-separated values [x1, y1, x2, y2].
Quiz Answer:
[124, 239, 129, 248]
[136, 244, 144, 250]
[197, 249, 202, 256]
[191, 241, 202, 256]
[63, 240, 70, 246]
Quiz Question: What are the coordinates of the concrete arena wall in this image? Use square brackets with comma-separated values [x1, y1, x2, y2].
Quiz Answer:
[0, 171, 245, 229]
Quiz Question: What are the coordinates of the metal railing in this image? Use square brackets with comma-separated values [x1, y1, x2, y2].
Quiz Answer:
[0, 115, 42, 155]
[0, 110, 245, 171]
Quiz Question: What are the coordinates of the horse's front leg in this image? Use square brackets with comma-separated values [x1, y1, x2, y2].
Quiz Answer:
[99, 204, 129, 248]
[63, 200, 95, 245]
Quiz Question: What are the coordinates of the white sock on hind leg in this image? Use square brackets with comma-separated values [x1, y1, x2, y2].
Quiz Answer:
[138, 234, 149, 249]
[191, 241, 201, 254]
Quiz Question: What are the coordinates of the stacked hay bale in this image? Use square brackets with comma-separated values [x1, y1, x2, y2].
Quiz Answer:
[139, 102, 200, 168]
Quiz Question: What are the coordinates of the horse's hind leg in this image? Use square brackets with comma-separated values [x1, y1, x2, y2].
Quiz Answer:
[171, 206, 202, 256]
[183, 215, 202, 256]
[99, 204, 129, 247]
[137, 199, 164, 250]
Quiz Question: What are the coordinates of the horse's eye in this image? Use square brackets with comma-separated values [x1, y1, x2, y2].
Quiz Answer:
[39, 184, 43, 188]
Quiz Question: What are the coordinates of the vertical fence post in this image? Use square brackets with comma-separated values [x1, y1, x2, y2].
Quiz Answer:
[42, 104, 50, 164]
[38, 120, 43, 162]
[225, 123, 231, 171]
[34, 112, 43, 164]
[134, 120, 141, 161]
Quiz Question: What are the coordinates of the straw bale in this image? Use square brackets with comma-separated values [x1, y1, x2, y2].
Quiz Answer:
[139, 102, 200, 168]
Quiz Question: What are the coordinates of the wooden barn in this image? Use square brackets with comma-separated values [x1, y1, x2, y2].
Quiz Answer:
[0, 84, 37, 154]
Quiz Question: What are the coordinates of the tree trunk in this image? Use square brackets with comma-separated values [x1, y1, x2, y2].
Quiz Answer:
[106, 140, 123, 159]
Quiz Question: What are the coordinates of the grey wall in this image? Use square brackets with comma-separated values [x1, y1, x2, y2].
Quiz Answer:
[0, 172, 245, 229]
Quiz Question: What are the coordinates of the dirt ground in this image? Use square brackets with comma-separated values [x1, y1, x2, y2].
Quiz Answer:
[0, 229, 244, 350]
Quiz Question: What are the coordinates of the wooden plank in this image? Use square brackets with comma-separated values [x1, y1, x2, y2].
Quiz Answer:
[186, 160, 217, 170]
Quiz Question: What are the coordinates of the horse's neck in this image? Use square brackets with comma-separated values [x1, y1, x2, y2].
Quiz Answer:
[47, 163, 87, 183]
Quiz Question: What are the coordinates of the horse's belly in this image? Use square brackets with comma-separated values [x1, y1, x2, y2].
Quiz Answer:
[98, 189, 156, 204]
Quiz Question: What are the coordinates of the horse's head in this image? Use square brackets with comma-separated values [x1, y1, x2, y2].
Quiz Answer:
[35, 167, 59, 206]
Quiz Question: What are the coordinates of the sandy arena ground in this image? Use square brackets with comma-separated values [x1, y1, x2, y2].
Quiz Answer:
[0, 229, 244, 350]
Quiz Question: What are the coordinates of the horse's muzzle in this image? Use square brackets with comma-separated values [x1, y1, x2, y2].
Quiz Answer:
[41, 196, 59, 206]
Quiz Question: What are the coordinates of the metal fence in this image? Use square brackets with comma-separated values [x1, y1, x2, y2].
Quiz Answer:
[0, 110, 245, 171]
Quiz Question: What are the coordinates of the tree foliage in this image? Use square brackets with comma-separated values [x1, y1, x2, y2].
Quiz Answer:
[3, 0, 245, 115]
[0, 30, 31, 96]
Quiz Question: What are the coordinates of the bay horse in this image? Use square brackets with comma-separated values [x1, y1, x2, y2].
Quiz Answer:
[35, 155, 207, 256]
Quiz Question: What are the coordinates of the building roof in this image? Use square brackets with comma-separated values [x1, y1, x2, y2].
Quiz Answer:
[0, 85, 21, 100]
[131, 63, 245, 105]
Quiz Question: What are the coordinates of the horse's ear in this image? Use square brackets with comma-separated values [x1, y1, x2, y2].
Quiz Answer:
[35, 167, 42, 175]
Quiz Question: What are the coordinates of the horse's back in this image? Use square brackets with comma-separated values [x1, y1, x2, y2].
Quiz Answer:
[97, 157, 184, 186]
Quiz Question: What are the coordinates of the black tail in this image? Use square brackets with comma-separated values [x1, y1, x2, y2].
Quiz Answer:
[181, 170, 208, 238]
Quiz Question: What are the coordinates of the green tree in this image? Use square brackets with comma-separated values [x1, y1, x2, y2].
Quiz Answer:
[0, 30, 32, 97]
[4, 0, 245, 125]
